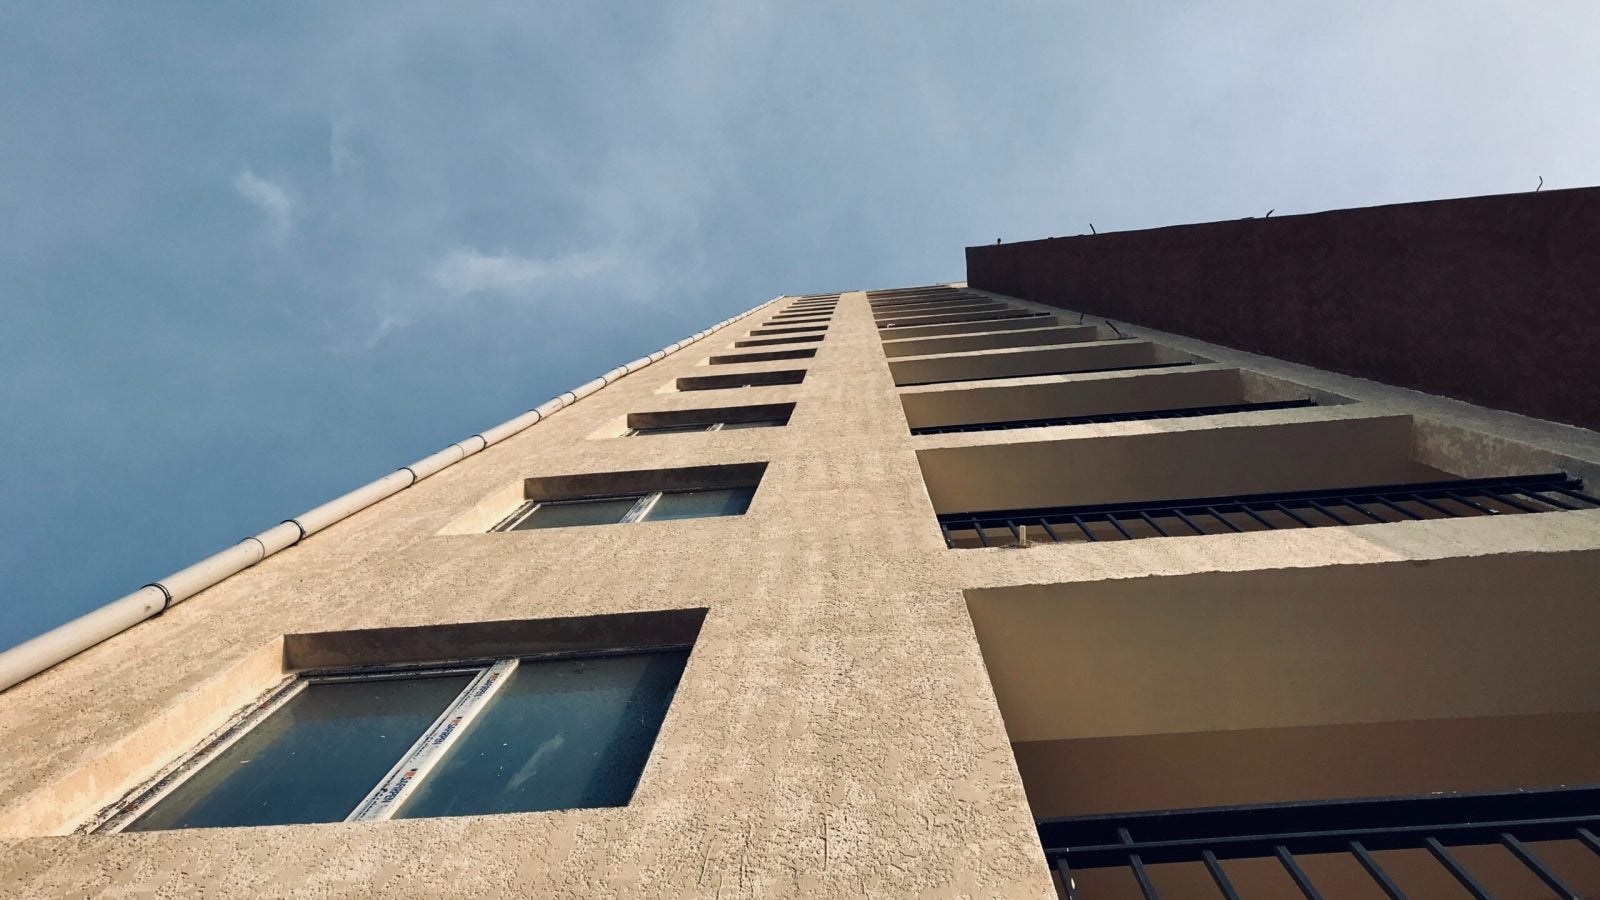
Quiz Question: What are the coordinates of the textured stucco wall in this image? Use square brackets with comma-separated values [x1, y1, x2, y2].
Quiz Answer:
[2, 286, 1599, 899]
[965, 187, 1600, 432]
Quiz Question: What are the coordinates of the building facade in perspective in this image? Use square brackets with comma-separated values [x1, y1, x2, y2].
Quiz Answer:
[2, 189, 1599, 899]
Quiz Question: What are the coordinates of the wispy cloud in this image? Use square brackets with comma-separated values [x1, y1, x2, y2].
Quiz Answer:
[231, 167, 293, 235]
[427, 246, 619, 298]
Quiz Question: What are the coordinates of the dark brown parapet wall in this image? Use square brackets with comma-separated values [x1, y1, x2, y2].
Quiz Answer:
[966, 187, 1600, 432]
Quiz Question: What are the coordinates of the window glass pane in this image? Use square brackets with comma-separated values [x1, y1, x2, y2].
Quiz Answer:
[396, 651, 688, 818]
[717, 419, 784, 430]
[631, 423, 711, 436]
[509, 496, 642, 530]
[642, 486, 755, 521]
[127, 674, 473, 831]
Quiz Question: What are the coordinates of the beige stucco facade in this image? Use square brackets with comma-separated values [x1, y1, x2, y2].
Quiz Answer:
[2, 284, 1599, 898]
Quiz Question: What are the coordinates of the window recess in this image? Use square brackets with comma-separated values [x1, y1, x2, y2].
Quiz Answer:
[630, 421, 785, 436]
[624, 403, 796, 435]
[625, 401, 793, 437]
[734, 334, 824, 348]
[707, 347, 817, 365]
[98, 647, 689, 832]
[676, 370, 806, 392]
[484, 462, 767, 532]
[494, 487, 755, 530]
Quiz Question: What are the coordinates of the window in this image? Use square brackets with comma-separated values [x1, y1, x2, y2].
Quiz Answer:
[707, 348, 817, 365]
[628, 420, 785, 436]
[495, 487, 756, 531]
[623, 403, 793, 436]
[111, 649, 688, 830]
[629, 422, 716, 436]
[438, 462, 769, 537]
[676, 370, 806, 392]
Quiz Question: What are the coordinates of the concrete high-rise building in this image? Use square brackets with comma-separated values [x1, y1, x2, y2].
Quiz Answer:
[2, 188, 1598, 899]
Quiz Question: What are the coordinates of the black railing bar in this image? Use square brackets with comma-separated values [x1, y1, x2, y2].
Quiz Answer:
[1341, 497, 1391, 523]
[1403, 492, 1460, 517]
[1119, 828, 1163, 900]
[1305, 500, 1354, 526]
[1206, 506, 1245, 533]
[1369, 496, 1426, 521]
[938, 473, 1578, 524]
[1526, 490, 1582, 511]
[1006, 520, 1022, 544]
[1275, 845, 1325, 900]
[896, 361, 1191, 388]
[1499, 833, 1580, 898]
[1056, 857, 1080, 900]
[1349, 841, 1408, 900]
[1070, 515, 1098, 541]
[1551, 486, 1600, 506]
[1200, 850, 1242, 900]
[1443, 491, 1500, 515]
[1105, 514, 1134, 540]
[938, 521, 954, 548]
[1425, 837, 1495, 900]
[1042, 812, 1600, 861]
[1237, 505, 1276, 530]
[976, 524, 991, 548]
[1039, 520, 1064, 543]
[1172, 508, 1209, 535]
[1137, 510, 1170, 537]
[1480, 489, 1543, 513]
[1272, 502, 1317, 528]
[1578, 827, 1600, 856]
[1038, 784, 1600, 833]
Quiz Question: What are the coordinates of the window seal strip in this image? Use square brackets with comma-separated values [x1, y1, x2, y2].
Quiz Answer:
[345, 657, 520, 822]
[621, 492, 663, 523]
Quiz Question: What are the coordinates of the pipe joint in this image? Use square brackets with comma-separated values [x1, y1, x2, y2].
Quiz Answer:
[143, 581, 175, 614]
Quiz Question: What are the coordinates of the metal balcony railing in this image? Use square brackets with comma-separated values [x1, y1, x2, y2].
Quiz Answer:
[910, 399, 1316, 435]
[898, 361, 1193, 388]
[1039, 785, 1600, 899]
[880, 311, 1050, 329]
[938, 472, 1597, 547]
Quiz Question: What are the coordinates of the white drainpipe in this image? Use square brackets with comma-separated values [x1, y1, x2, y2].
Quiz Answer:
[0, 296, 784, 692]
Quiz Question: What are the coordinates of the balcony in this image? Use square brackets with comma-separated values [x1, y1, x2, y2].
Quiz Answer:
[874, 300, 1015, 322]
[889, 340, 1200, 388]
[939, 472, 1594, 547]
[901, 366, 1330, 434]
[967, 552, 1600, 898]
[1040, 787, 1600, 899]
[883, 324, 1114, 358]
[878, 313, 1061, 340]
[878, 308, 1048, 330]
[916, 416, 1598, 547]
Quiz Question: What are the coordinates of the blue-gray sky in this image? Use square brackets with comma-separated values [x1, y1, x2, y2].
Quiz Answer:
[3, 2, 1598, 651]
